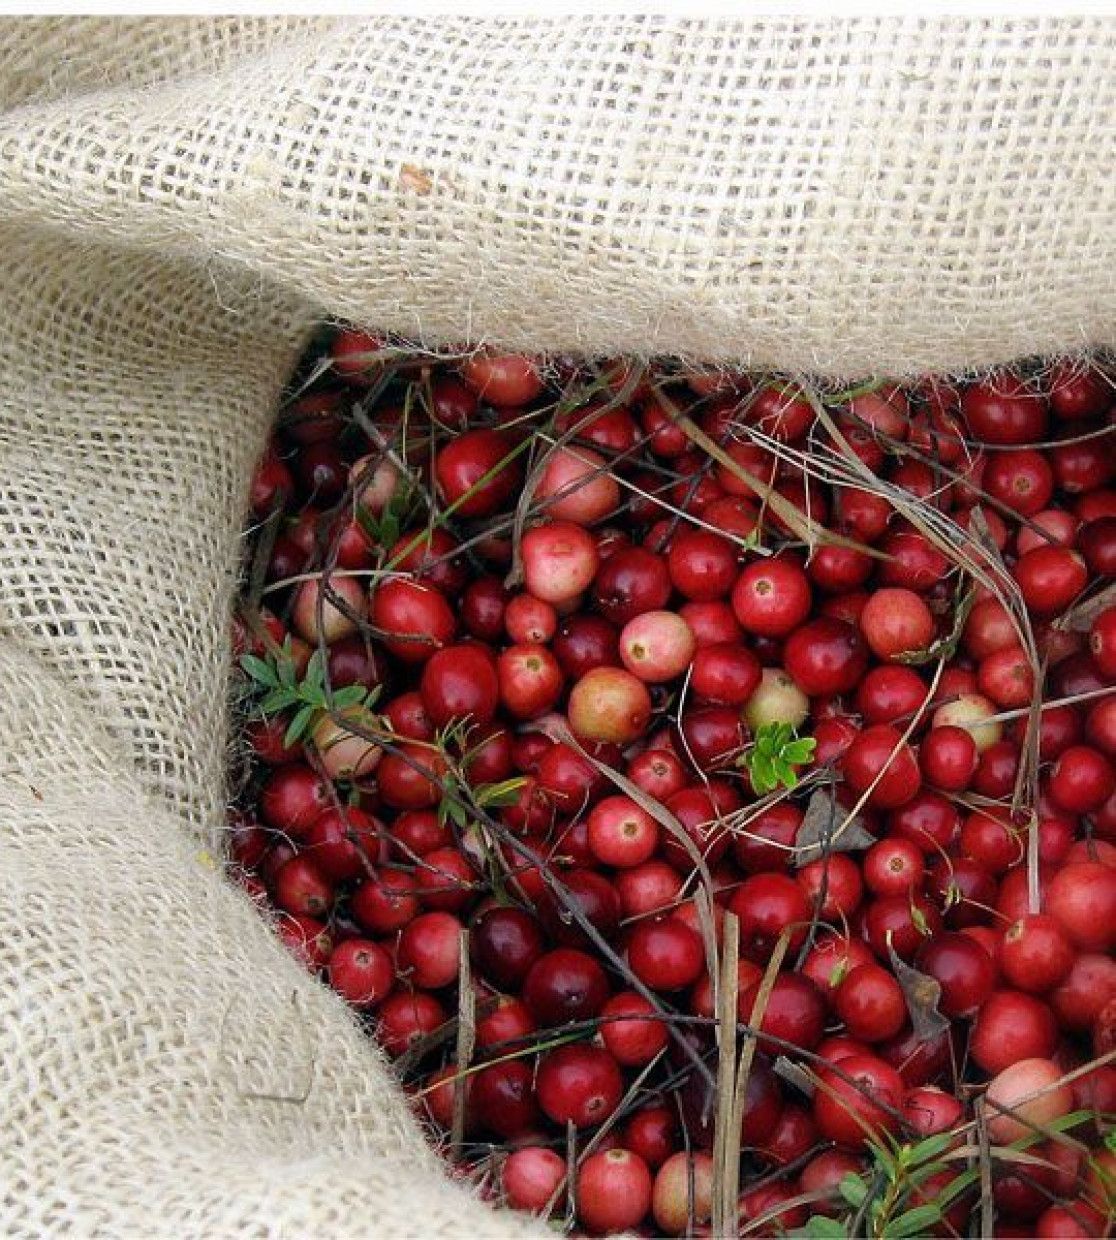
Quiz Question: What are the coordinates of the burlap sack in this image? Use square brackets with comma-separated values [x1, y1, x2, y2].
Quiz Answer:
[0, 16, 1111, 1238]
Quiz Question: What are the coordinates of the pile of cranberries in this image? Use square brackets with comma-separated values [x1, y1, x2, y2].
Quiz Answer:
[230, 328, 1115, 1237]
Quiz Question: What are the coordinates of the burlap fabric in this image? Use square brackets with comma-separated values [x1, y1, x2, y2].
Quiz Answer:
[0, 16, 1111, 1238]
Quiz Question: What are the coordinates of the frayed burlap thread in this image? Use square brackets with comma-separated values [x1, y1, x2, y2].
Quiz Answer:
[0, 15, 1112, 1239]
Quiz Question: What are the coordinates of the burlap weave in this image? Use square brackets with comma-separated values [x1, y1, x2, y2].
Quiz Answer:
[0, 15, 1111, 1238]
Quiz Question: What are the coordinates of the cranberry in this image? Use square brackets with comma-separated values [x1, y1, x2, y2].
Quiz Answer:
[627, 917, 705, 991]
[1013, 546, 1088, 615]
[460, 350, 543, 406]
[748, 383, 814, 441]
[962, 373, 1048, 445]
[600, 990, 668, 1066]
[302, 806, 384, 882]
[801, 933, 875, 993]
[619, 610, 696, 682]
[678, 705, 747, 768]
[592, 546, 671, 625]
[502, 1147, 566, 1214]
[377, 742, 447, 810]
[796, 852, 864, 921]
[666, 527, 738, 601]
[729, 873, 811, 961]
[809, 543, 874, 593]
[552, 613, 620, 679]
[916, 932, 995, 1017]
[754, 1103, 818, 1167]
[375, 991, 446, 1057]
[460, 575, 509, 642]
[327, 938, 394, 1008]
[1048, 744, 1114, 814]
[863, 837, 924, 896]
[523, 948, 610, 1025]
[1000, 914, 1074, 994]
[623, 1105, 679, 1170]
[960, 808, 1024, 874]
[472, 1060, 541, 1139]
[351, 870, 419, 934]
[521, 520, 600, 605]
[537, 1044, 623, 1129]
[784, 616, 870, 697]
[412, 846, 475, 913]
[841, 725, 922, 809]
[970, 990, 1058, 1073]
[435, 428, 523, 516]
[864, 893, 942, 961]
[275, 912, 333, 971]
[732, 802, 802, 873]
[576, 1148, 653, 1235]
[536, 444, 620, 526]
[475, 995, 535, 1053]
[680, 599, 743, 646]
[587, 795, 659, 868]
[538, 868, 621, 948]
[878, 529, 950, 591]
[1045, 860, 1116, 951]
[731, 557, 812, 637]
[372, 578, 456, 663]
[271, 855, 333, 918]
[259, 764, 331, 837]
[860, 588, 935, 661]
[813, 1054, 904, 1149]
[625, 749, 687, 803]
[496, 643, 563, 720]
[983, 448, 1055, 517]
[470, 905, 545, 990]
[568, 666, 652, 745]
[855, 665, 930, 725]
[651, 1151, 714, 1235]
[741, 973, 827, 1051]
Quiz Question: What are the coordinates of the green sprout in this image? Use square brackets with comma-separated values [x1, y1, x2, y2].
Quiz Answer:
[738, 722, 816, 795]
[239, 643, 380, 747]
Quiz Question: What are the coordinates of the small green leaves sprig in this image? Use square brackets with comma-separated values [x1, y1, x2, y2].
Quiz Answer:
[739, 722, 817, 795]
[239, 643, 380, 748]
[355, 479, 420, 551]
[803, 1134, 977, 1240]
[438, 776, 527, 831]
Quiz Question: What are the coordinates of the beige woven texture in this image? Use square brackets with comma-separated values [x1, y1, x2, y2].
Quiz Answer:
[0, 15, 1112, 1239]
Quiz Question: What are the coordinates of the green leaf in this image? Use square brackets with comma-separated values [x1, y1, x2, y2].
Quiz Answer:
[933, 1168, 980, 1206]
[476, 777, 528, 809]
[284, 703, 318, 747]
[885, 1204, 942, 1238]
[895, 582, 976, 667]
[783, 737, 817, 764]
[446, 799, 469, 830]
[277, 641, 297, 688]
[745, 723, 817, 794]
[260, 687, 301, 714]
[905, 1160, 950, 1191]
[749, 752, 777, 794]
[804, 1217, 847, 1239]
[304, 648, 325, 691]
[866, 1137, 901, 1176]
[774, 758, 799, 789]
[838, 1173, 868, 1208]
[239, 654, 279, 687]
[908, 899, 931, 937]
[331, 685, 368, 709]
[905, 1132, 956, 1167]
